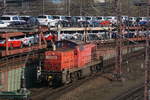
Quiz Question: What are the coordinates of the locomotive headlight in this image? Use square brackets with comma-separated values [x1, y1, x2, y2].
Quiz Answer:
[48, 76, 52, 79]
[47, 75, 52, 81]
[37, 70, 40, 73]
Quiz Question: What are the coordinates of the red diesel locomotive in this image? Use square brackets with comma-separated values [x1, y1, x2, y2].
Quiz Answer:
[41, 40, 103, 86]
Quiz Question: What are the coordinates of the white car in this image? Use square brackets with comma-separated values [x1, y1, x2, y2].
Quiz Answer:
[106, 16, 117, 24]
[0, 21, 9, 28]
[75, 16, 86, 22]
[60, 33, 75, 40]
[96, 16, 107, 22]
[0, 37, 22, 49]
[37, 15, 52, 26]
[139, 17, 149, 22]
[52, 15, 70, 27]
[0, 15, 25, 26]
[20, 35, 36, 46]
[129, 17, 137, 24]
[121, 16, 129, 22]
[50, 15, 61, 27]
[37, 15, 59, 27]
[13, 35, 36, 47]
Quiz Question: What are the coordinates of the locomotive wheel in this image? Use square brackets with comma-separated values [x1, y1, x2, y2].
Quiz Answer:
[96, 65, 101, 72]
[74, 72, 78, 80]
[70, 73, 74, 82]
[90, 66, 97, 73]
[90, 66, 93, 74]
[94, 66, 97, 72]
[94, 65, 99, 73]
[95, 65, 98, 72]
[70, 72, 78, 82]
[66, 73, 71, 84]
[77, 70, 82, 79]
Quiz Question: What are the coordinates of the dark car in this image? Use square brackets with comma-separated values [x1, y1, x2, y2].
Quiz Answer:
[20, 16, 40, 27]
[9, 16, 39, 28]
[8, 21, 27, 28]
[51, 15, 69, 27]
[138, 21, 149, 27]
[74, 16, 90, 27]
[65, 16, 79, 27]
[85, 16, 100, 27]
[124, 32, 135, 38]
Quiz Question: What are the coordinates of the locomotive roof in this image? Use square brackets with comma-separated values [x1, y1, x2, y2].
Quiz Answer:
[53, 40, 90, 52]
[55, 48, 74, 52]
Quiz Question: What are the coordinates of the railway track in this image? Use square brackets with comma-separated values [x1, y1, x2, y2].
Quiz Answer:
[112, 84, 144, 100]
[31, 48, 145, 100]
[31, 66, 112, 100]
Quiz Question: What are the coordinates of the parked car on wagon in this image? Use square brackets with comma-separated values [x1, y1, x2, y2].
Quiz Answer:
[121, 16, 129, 22]
[74, 16, 90, 27]
[20, 16, 40, 27]
[0, 15, 25, 26]
[37, 15, 67, 27]
[20, 35, 37, 47]
[52, 15, 69, 27]
[129, 17, 137, 25]
[37, 15, 55, 26]
[0, 37, 23, 49]
[139, 17, 149, 22]
[99, 20, 112, 26]
[96, 16, 106, 22]
[106, 16, 117, 25]
[0, 20, 9, 28]
[65, 16, 78, 27]
[138, 17, 149, 26]
[85, 16, 99, 27]
[44, 32, 57, 41]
